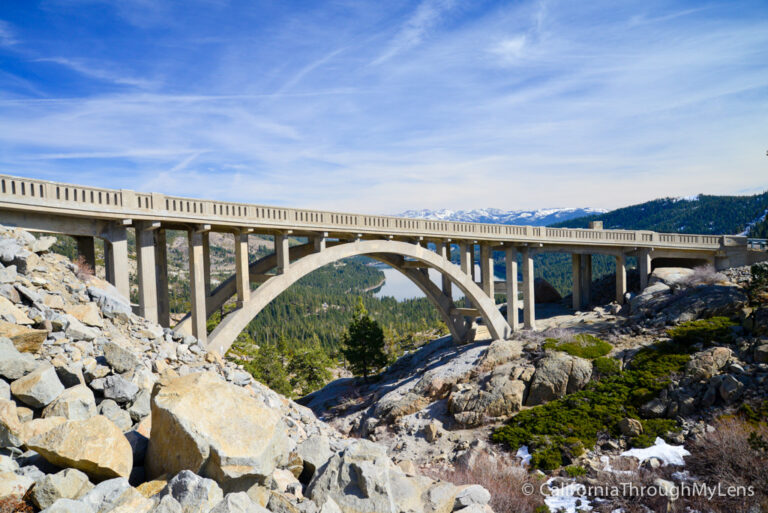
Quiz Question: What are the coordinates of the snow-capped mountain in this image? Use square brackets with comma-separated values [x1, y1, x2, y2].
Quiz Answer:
[395, 207, 607, 226]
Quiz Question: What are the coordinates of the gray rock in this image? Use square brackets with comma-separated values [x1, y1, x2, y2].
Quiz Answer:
[210, 492, 269, 513]
[31, 236, 57, 254]
[454, 485, 491, 509]
[32, 468, 94, 509]
[87, 287, 131, 321]
[0, 378, 9, 400]
[43, 385, 98, 421]
[153, 495, 184, 513]
[102, 375, 139, 404]
[662, 285, 748, 324]
[98, 399, 133, 431]
[80, 477, 141, 513]
[158, 470, 224, 513]
[754, 344, 768, 364]
[128, 388, 152, 422]
[718, 375, 743, 404]
[526, 353, 591, 406]
[296, 435, 332, 480]
[686, 347, 732, 381]
[40, 498, 95, 513]
[640, 398, 667, 418]
[65, 316, 99, 342]
[15, 283, 43, 305]
[630, 282, 671, 314]
[0, 336, 39, 380]
[618, 418, 643, 437]
[55, 363, 86, 388]
[102, 340, 141, 374]
[11, 364, 65, 408]
[0, 265, 17, 284]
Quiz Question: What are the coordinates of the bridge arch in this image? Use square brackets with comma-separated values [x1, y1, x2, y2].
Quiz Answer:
[206, 239, 511, 355]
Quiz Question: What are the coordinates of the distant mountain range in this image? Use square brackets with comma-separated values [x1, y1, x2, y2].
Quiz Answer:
[395, 207, 607, 226]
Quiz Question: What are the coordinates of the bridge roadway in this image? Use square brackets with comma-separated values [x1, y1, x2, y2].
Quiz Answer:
[0, 174, 760, 354]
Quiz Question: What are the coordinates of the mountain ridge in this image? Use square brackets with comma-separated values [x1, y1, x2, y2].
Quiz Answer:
[395, 207, 607, 226]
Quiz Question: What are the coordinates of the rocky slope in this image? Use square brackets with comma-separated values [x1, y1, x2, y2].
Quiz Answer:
[0, 225, 495, 513]
[302, 264, 768, 512]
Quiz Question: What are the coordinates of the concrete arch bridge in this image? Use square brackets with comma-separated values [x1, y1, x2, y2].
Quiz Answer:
[0, 174, 762, 355]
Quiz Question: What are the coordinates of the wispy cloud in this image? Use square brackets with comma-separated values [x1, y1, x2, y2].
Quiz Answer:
[372, 0, 456, 65]
[35, 57, 158, 89]
[0, 0, 766, 213]
[0, 20, 17, 46]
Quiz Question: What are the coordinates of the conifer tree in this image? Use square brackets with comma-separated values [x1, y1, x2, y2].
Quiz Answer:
[341, 297, 387, 380]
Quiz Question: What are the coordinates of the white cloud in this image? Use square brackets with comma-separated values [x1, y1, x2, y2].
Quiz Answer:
[35, 57, 158, 89]
[489, 35, 527, 64]
[372, 0, 456, 65]
[0, 20, 17, 46]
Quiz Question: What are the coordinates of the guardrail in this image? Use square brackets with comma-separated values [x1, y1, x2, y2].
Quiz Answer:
[748, 238, 767, 250]
[0, 173, 741, 250]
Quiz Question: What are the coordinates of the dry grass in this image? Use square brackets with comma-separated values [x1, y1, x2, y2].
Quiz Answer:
[684, 417, 768, 513]
[680, 265, 727, 287]
[427, 452, 547, 513]
[74, 254, 95, 281]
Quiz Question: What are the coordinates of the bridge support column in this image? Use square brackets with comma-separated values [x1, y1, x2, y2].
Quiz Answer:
[276, 233, 290, 274]
[615, 252, 627, 304]
[313, 234, 326, 253]
[481, 244, 495, 298]
[459, 242, 472, 307]
[235, 231, 250, 307]
[579, 254, 592, 307]
[104, 225, 130, 301]
[572, 254, 582, 310]
[136, 222, 158, 324]
[439, 241, 452, 298]
[522, 246, 535, 330]
[202, 232, 211, 296]
[155, 229, 170, 328]
[638, 249, 652, 290]
[75, 236, 96, 272]
[505, 247, 519, 331]
[188, 230, 207, 344]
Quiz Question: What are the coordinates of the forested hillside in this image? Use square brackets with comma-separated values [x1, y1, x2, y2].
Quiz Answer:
[553, 192, 768, 234]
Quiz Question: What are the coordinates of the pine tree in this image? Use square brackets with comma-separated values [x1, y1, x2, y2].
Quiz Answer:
[244, 342, 292, 396]
[289, 334, 334, 396]
[341, 297, 387, 380]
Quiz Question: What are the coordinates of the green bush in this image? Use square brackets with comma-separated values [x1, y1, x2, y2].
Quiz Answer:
[593, 356, 621, 377]
[542, 333, 612, 359]
[564, 465, 587, 477]
[666, 317, 737, 347]
[749, 262, 768, 304]
[630, 419, 679, 448]
[492, 341, 690, 470]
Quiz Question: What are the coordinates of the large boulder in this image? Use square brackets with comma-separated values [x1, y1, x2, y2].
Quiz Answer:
[43, 385, 98, 421]
[146, 372, 290, 491]
[64, 304, 103, 328]
[660, 285, 748, 324]
[0, 337, 38, 380]
[307, 439, 456, 513]
[87, 281, 132, 320]
[526, 353, 592, 406]
[156, 470, 224, 513]
[649, 267, 695, 287]
[534, 278, 562, 304]
[686, 347, 732, 381]
[101, 340, 141, 374]
[32, 468, 95, 510]
[80, 477, 152, 512]
[630, 283, 671, 314]
[11, 364, 65, 408]
[0, 320, 48, 353]
[0, 398, 23, 447]
[0, 295, 33, 324]
[27, 415, 133, 480]
[0, 470, 34, 501]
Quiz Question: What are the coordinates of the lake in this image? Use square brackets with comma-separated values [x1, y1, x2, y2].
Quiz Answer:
[372, 263, 504, 302]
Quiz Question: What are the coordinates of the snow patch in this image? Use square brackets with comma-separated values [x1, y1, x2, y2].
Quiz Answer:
[544, 479, 593, 513]
[620, 437, 690, 467]
[516, 445, 531, 466]
[394, 207, 607, 227]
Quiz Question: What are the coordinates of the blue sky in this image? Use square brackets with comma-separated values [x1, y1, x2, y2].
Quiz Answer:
[0, 0, 766, 213]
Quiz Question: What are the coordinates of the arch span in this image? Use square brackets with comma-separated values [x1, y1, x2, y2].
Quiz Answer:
[207, 240, 510, 354]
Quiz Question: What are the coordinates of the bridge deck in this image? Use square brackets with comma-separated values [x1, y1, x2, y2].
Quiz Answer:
[0, 173, 746, 251]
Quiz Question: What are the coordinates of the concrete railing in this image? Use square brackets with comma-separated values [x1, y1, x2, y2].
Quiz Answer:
[0, 173, 742, 250]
